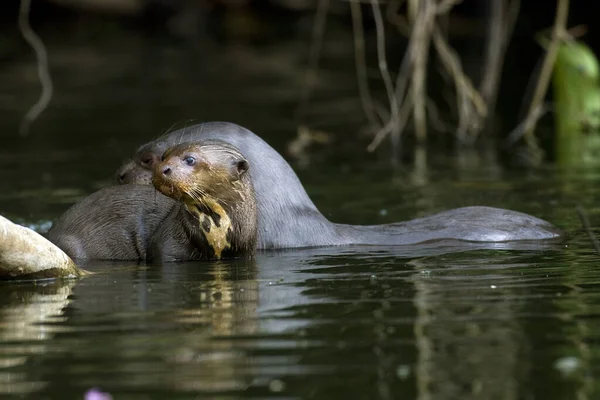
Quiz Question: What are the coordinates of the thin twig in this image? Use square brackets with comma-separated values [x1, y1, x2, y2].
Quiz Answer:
[505, 103, 553, 145]
[392, 30, 415, 125]
[368, 90, 414, 152]
[371, 0, 400, 144]
[436, 0, 463, 15]
[522, 0, 570, 153]
[408, 0, 436, 142]
[295, 0, 330, 122]
[386, 0, 411, 36]
[18, 0, 53, 136]
[373, 5, 417, 153]
[350, 0, 380, 129]
[432, 23, 487, 140]
[426, 97, 455, 134]
[388, 33, 416, 156]
[577, 205, 600, 255]
[479, 0, 520, 112]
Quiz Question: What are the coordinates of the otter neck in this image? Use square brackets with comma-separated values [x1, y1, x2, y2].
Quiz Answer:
[181, 197, 232, 259]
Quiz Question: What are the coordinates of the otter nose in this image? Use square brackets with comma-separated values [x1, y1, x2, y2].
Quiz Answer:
[162, 166, 172, 176]
[117, 173, 127, 184]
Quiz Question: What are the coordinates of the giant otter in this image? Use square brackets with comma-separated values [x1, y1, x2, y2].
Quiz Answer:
[147, 140, 257, 262]
[117, 122, 563, 248]
[117, 121, 331, 249]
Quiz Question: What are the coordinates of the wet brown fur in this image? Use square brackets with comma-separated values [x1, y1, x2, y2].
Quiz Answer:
[45, 185, 176, 261]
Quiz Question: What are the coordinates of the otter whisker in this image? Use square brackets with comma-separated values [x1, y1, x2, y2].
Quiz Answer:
[187, 189, 203, 201]
[187, 189, 208, 209]
[187, 190, 202, 203]
[158, 119, 182, 140]
[180, 122, 188, 145]
[190, 185, 209, 198]
[189, 191, 210, 209]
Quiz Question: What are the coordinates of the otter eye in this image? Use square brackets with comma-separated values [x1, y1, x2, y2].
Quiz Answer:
[184, 156, 196, 166]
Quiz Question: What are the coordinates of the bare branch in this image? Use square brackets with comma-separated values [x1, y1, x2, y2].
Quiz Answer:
[371, 0, 401, 143]
[350, 0, 381, 129]
[295, 0, 330, 122]
[18, 0, 54, 136]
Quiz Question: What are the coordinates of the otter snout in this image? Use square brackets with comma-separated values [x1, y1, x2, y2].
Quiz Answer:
[116, 160, 154, 185]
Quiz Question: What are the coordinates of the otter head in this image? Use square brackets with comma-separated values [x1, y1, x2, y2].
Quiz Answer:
[116, 160, 152, 185]
[116, 142, 168, 185]
[152, 140, 256, 259]
[151, 141, 250, 206]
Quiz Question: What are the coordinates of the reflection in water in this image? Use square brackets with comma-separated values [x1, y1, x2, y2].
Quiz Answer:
[410, 252, 527, 400]
[0, 280, 76, 395]
[409, 248, 596, 400]
[0, 238, 597, 399]
[160, 260, 260, 392]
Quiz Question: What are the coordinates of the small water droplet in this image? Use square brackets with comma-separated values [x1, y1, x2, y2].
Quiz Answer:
[396, 365, 411, 380]
[553, 356, 581, 376]
[269, 380, 286, 392]
[490, 285, 497, 289]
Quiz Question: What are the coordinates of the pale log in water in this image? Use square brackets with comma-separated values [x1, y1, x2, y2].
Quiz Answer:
[0, 215, 85, 280]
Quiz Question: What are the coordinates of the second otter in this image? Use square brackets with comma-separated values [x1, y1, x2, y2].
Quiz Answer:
[147, 140, 257, 262]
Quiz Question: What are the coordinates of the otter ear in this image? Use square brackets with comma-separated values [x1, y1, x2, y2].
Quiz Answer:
[231, 158, 249, 180]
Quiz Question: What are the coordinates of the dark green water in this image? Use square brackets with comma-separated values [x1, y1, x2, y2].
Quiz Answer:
[1, 26, 600, 400]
